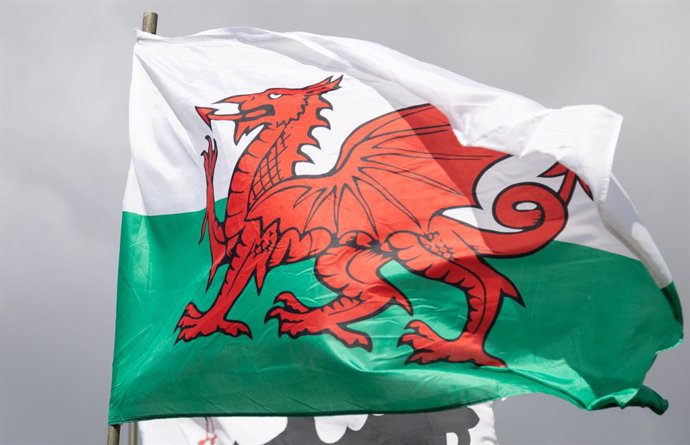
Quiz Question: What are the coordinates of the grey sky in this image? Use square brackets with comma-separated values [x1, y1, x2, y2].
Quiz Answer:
[0, 1, 688, 444]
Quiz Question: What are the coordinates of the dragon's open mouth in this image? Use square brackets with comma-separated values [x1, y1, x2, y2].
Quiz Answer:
[235, 105, 274, 121]
[196, 105, 274, 128]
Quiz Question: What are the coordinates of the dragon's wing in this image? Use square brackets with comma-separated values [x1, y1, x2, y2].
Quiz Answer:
[246, 104, 508, 239]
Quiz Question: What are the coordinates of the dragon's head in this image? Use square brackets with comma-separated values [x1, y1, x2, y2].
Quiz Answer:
[196, 76, 342, 144]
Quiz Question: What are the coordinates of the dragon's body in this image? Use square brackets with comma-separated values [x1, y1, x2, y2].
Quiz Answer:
[177, 77, 585, 366]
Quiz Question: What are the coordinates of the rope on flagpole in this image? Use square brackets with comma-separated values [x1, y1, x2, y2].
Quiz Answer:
[106, 12, 158, 445]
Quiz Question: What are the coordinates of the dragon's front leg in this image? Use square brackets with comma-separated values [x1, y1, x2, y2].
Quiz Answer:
[177, 235, 255, 342]
[265, 245, 411, 351]
[176, 266, 252, 342]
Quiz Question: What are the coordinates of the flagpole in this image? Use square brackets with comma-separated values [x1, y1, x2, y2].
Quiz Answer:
[107, 425, 120, 445]
[142, 11, 158, 35]
[128, 422, 138, 445]
[106, 12, 158, 445]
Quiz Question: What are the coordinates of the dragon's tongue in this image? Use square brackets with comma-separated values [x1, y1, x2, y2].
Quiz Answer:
[242, 109, 265, 119]
[196, 106, 242, 128]
[209, 112, 243, 122]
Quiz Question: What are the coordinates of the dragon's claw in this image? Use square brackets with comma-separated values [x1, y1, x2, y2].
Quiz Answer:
[175, 303, 252, 342]
[273, 291, 309, 313]
[407, 320, 440, 339]
[276, 320, 310, 338]
[266, 296, 372, 351]
[397, 320, 444, 351]
[406, 351, 438, 365]
[398, 320, 505, 367]
[183, 302, 203, 318]
[177, 315, 198, 329]
[265, 306, 305, 323]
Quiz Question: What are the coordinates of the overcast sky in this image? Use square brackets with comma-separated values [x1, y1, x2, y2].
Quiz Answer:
[0, 1, 688, 444]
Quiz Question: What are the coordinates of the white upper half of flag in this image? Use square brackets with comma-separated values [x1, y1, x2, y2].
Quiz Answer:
[125, 27, 671, 287]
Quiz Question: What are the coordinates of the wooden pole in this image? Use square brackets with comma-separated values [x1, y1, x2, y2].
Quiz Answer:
[128, 422, 138, 445]
[142, 11, 158, 34]
[107, 425, 120, 445]
[107, 11, 158, 445]
[129, 15, 160, 445]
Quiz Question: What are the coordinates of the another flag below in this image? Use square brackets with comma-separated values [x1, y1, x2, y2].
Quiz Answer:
[138, 403, 497, 445]
[108, 27, 682, 425]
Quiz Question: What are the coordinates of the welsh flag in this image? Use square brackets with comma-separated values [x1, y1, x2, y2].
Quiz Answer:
[108, 28, 682, 424]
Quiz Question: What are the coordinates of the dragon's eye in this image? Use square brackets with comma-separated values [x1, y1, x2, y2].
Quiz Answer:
[268, 93, 282, 99]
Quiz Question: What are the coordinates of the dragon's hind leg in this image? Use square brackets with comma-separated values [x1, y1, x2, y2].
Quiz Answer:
[386, 217, 520, 367]
[266, 245, 411, 351]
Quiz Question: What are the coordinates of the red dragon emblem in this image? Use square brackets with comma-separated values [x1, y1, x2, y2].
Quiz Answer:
[177, 76, 589, 367]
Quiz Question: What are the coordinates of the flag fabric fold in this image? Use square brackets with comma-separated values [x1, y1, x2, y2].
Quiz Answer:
[109, 27, 682, 424]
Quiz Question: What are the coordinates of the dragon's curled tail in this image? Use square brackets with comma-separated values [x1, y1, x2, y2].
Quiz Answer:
[453, 164, 584, 258]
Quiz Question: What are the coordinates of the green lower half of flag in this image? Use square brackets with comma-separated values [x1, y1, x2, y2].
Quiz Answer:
[109, 204, 682, 424]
